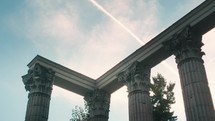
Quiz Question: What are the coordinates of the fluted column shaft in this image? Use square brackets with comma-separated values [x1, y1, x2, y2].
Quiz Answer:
[118, 62, 153, 121]
[25, 93, 50, 121]
[84, 89, 111, 121]
[22, 63, 55, 121]
[164, 26, 215, 121]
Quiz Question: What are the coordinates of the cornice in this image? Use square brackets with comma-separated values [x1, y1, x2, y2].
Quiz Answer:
[26, 55, 96, 96]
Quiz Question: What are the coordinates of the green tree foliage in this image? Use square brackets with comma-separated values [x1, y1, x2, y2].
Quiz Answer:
[70, 102, 89, 121]
[150, 73, 177, 121]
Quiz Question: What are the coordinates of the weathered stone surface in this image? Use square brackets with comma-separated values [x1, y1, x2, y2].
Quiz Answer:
[164, 26, 215, 121]
[163, 25, 204, 64]
[118, 62, 150, 94]
[22, 63, 55, 121]
[84, 89, 110, 121]
[118, 61, 153, 121]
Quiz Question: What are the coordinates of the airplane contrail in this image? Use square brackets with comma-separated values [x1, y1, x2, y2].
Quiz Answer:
[89, 0, 145, 45]
[89, 0, 178, 76]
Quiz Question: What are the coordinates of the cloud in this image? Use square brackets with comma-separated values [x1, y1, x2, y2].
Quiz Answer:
[16, 0, 161, 79]
[96, 0, 159, 43]
[20, 0, 160, 78]
[22, 0, 82, 53]
[64, 0, 161, 78]
[58, 18, 142, 78]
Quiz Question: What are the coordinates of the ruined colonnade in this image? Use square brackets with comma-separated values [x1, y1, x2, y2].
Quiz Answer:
[22, 1, 215, 121]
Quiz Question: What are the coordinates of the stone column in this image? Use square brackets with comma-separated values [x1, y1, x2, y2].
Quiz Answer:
[84, 89, 111, 121]
[118, 61, 153, 121]
[164, 26, 215, 121]
[22, 63, 55, 121]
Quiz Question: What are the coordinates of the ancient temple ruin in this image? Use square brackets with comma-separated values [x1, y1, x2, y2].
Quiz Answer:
[22, 1, 215, 121]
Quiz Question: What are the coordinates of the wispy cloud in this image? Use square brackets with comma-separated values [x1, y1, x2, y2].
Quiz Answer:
[23, 0, 81, 46]
[95, 0, 159, 43]
[20, 0, 161, 79]
[89, 0, 145, 45]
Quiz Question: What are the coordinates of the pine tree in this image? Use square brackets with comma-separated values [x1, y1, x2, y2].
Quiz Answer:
[150, 73, 177, 121]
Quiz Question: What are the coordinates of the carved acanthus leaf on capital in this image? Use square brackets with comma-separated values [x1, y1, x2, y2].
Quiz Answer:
[163, 25, 204, 63]
[117, 61, 151, 93]
[84, 89, 110, 117]
[22, 63, 55, 95]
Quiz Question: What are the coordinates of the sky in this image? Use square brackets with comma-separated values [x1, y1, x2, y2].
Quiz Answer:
[0, 0, 214, 121]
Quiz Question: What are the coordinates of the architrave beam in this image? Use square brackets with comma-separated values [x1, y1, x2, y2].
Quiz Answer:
[27, 55, 96, 96]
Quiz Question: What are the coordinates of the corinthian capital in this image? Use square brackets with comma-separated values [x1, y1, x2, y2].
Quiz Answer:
[118, 61, 150, 93]
[163, 25, 204, 63]
[84, 89, 110, 118]
[22, 63, 55, 95]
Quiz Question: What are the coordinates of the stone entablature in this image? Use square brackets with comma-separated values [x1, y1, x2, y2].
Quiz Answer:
[27, 55, 95, 96]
